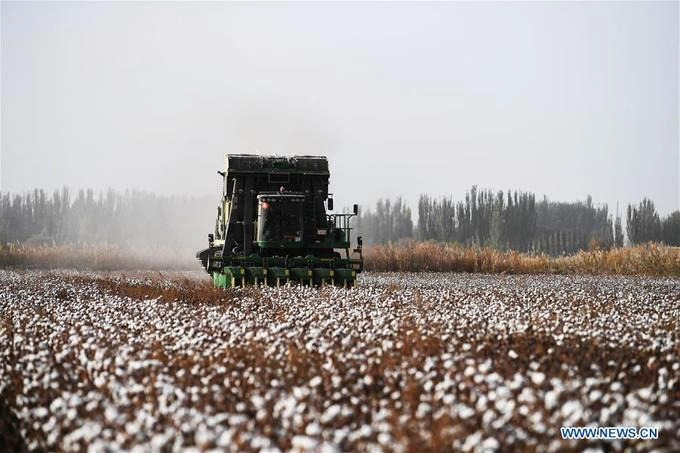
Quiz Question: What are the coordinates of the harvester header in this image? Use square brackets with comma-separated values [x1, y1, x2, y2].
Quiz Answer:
[197, 154, 363, 288]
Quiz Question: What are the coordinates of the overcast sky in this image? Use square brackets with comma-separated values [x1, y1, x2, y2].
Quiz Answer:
[1, 1, 678, 215]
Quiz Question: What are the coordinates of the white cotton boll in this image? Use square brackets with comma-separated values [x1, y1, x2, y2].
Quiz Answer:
[475, 395, 488, 412]
[377, 432, 391, 445]
[305, 422, 321, 436]
[482, 409, 496, 426]
[461, 431, 481, 452]
[495, 398, 515, 416]
[589, 389, 602, 402]
[318, 442, 340, 453]
[151, 433, 171, 450]
[195, 426, 215, 447]
[480, 437, 500, 451]
[66, 408, 78, 421]
[561, 400, 584, 420]
[530, 372, 545, 386]
[49, 397, 66, 414]
[443, 394, 455, 405]
[478, 360, 492, 374]
[585, 377, 599, 388]
[416, 402, 431, 418]
[216, 429, 233, 447]
[424, 357, 436, 372]
[321, 405, 341, 423]
[292, 435, 319, 450]
[332, 428, 349, 444]
[544, 390, 560, 410]
[251, 395, 265, 410]
[41, 413, 57, 432]
[348, 424, 372, 442]
[293, 386, 310, 400]
[457, 404, 475, 419]
[518, 387, 536, 404]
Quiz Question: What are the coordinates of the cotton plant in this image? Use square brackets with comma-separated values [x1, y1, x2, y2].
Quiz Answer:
[0, 270, 678, 451]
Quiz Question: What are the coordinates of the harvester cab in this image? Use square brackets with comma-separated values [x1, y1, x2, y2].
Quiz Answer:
[197, 154, 363, 288]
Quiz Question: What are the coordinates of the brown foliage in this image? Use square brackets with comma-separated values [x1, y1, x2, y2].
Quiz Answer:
[97, 276, 232, 305]
[365, 241, 680, 276]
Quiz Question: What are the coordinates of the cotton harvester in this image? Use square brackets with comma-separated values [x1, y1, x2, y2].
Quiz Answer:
[197, 154, 363, 288]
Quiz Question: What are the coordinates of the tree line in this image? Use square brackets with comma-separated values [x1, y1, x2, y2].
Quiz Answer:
[356, 187, 679, 254]
[0, 188, 214, 252]
[627, 198, 680, 246]
[1, 187, 678, 255]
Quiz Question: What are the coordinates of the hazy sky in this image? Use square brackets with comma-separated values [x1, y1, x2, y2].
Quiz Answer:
[2, 1, 678, 215]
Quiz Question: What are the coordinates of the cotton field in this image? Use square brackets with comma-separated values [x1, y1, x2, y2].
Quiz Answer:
[1, 270, 679, 452]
